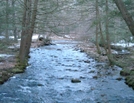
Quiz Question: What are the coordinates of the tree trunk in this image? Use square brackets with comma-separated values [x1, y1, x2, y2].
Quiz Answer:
[19, 0, 38, 65]
[97, 1, 107, 55]
[106, 0, 114, 64]
[5, 0, 9, 41]
[105, 0, 111, 55]
[95, 0, 101, 54]
[113, 0, 134, 36]
[19, 0, 29, 65]
[25, 0, 39, 56]
[23, 0, 32, 58]
[12, 0, 17, 42]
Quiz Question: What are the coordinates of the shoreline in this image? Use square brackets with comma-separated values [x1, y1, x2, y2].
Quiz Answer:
[76, 41, 134, 90]
[0, 39, 134, 90]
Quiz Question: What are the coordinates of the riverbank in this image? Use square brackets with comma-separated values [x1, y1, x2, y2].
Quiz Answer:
[0, 35, 73, 84]
[0, 37, 46, 84]
[0, 37, 134, 90]
[1, 40, 134, 103]
[76, 40, 134, 89]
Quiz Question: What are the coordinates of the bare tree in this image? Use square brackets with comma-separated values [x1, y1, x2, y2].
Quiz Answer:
[113, 0, 134, 36]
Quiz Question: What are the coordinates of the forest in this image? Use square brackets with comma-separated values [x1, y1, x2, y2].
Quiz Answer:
[0, 0, 134, 102]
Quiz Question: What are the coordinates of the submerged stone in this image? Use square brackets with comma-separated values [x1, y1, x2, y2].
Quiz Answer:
[89, 70, 95, 73]
[125, 76, 134, 89]
[38, 83, 44, 86]
[71, 78, 81, 83]
[84, 60, 90, 63]
[116, 77, 123, 81]
[93, 76, 98, 79]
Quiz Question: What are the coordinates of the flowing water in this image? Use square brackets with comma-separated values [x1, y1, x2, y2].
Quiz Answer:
[0, 40, 134, 103]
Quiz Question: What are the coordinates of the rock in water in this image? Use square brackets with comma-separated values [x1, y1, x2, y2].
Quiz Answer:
[71, 78, 81, 83]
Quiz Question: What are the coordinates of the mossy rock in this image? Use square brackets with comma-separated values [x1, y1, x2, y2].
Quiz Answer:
[0, 78, 4, 84]
[0, 73, 10, 84]
[125, 76, 134, 89]
[1, 71, 8, 77]
[130, 71, 134, 75]
[125, 76, 132, 83]
[120, 69, 130, 76]
[71, 78, 81, 83]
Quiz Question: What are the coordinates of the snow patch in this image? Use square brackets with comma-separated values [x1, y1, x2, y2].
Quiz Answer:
[111, 42, 134, 47]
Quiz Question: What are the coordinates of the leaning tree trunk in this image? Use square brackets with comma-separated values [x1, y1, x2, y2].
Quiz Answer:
[113, 0, 134, 36]
[25, 0, 39, 57]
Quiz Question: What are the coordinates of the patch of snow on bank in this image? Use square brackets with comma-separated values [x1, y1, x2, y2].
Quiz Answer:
[0, 54, 14, 58]
[111, 42, 134, 47]
[32, 34, 38, 40]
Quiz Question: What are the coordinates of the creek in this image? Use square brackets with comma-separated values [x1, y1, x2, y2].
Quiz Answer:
[0, 40, 134, 103]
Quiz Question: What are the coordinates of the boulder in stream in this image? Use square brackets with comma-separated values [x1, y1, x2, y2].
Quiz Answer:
[71, 78, 81, 83]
